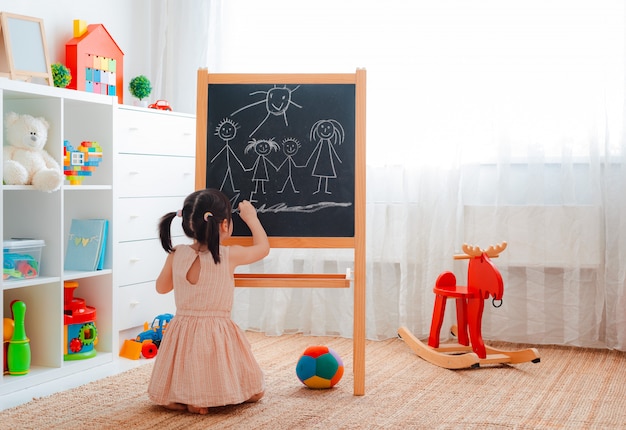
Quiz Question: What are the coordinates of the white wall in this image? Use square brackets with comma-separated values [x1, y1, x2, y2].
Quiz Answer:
[0, 0, 152, 105]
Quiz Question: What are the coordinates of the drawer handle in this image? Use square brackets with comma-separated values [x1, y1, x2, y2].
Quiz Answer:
[183, 172, 192, 176]
[129, 127, 139, 131]
[183, 132, 192, 136]
[129, 258, 141, 263]
[130, 214, 139, 218]
[129, 171, 140, 175]
[130, 300, 139, 306]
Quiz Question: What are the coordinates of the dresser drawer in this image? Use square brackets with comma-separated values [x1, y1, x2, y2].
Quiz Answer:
[115, 237, 191, 286]
[116, 239, 166, 286]
[118, 108, 195, 156]
[117, 196, 186, 241]
[117, 281, 176, 331]
[116, 154, 195, 197]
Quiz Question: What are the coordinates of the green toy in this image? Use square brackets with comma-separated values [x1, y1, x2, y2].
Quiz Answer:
[7, 300, 30, 375]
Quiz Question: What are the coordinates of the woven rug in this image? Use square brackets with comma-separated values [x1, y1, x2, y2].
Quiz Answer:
[2, 332, 626, 429]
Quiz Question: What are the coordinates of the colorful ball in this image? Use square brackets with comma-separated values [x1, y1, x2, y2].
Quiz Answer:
[3, 318, 14, 342]
[296, 345, 344, 389]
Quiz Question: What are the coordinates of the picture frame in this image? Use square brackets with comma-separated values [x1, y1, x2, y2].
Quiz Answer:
[0, 12, 53, 86]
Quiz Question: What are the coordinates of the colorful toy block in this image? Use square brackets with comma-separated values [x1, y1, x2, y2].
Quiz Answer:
[74, 19, 87, 38]
[63, 140, 104, 185]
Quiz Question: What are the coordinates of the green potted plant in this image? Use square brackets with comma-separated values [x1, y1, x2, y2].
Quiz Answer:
[51, 63, 71, 88]
[129, 75, 152, 106]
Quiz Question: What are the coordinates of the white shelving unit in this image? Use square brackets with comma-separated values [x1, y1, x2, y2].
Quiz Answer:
[1, 79, 115, 400]
[0, 81, 197, 409]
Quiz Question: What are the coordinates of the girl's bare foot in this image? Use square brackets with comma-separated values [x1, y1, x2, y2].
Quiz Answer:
[187, 404, 209, 415]
[245, 391, 264, 403]
[164, 402, 187, 411]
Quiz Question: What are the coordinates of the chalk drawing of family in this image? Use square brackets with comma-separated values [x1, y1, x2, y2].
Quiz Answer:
[211, 116, 345, 203]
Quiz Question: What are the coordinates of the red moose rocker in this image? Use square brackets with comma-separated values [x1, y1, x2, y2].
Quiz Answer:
[399, 241, 541, 369]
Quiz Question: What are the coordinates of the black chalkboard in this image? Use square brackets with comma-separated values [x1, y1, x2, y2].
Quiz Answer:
[204, 83, 356, 237]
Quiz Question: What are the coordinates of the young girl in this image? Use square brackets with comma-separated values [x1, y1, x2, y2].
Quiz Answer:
[147, 188, 269, 414]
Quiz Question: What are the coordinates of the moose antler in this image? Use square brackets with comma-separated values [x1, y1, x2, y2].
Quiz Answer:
[455, 241, 508, 260]
[461, 243, 483, 257]
[484, 241, 507, 258]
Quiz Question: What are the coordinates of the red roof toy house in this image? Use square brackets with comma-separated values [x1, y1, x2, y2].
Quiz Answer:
[66, 20, 124, 104]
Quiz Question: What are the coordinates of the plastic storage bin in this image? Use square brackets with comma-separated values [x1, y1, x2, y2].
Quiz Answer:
[2, 239, 45, 281]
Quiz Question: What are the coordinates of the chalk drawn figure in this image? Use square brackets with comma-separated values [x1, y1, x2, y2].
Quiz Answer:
[307, 119, 344, 195]
[277, 138, 303, 194]
[231, 85, 302, 137]
[211, 118, 246, 192]
[245, 138, 280, 202]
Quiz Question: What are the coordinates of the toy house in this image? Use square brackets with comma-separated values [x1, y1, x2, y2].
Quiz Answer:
[65, 21, 124, 104]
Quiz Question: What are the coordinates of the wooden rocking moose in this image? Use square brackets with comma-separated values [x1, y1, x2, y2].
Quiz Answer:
[398, 242, 540, 369]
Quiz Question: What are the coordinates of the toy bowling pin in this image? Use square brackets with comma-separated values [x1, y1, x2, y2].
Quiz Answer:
[7, 300, 30, 375]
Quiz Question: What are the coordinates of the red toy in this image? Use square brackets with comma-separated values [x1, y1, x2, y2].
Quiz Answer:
[148, 100, 172, 111]
[398, 242, 540, 369]
[66, 20, 124, 104]
[63, 281, 98, 360]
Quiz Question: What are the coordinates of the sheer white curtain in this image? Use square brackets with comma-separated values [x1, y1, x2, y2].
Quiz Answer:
[152, 0, 626, 349]
[147, 0, 214, 114]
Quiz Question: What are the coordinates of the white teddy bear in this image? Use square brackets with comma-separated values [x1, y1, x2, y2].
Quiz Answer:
[3, 112, 63, 192]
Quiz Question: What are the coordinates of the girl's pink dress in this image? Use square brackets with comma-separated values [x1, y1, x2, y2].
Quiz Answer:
[147, 245, 264, 407]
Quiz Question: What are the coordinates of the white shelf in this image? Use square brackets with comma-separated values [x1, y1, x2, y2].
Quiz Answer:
[1, 79, 115, 404]
[1, 80, 196, 409]
[2, 276, 61, 291]
[63, 270, 113, 281]
[63, 185, 113, 191]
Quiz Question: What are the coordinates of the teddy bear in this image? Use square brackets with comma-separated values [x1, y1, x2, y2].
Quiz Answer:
[3, 112, 63, 192]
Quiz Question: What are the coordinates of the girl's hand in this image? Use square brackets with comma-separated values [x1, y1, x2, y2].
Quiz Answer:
[230, 200, 270, 269]
[238, 200, 259, 225]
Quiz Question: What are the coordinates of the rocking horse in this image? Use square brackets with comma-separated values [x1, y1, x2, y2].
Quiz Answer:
[398, 241, 540, 369]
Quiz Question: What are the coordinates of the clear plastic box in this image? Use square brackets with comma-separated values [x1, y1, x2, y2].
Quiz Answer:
[3, 239, 45, 281]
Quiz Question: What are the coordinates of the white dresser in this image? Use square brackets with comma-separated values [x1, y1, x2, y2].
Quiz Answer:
[114, 106, 195, 347]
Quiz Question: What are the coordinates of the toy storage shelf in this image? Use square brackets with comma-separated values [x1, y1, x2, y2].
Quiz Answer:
[1, 79, 115, 401]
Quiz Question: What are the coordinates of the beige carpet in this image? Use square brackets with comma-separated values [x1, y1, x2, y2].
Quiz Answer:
[2, 332, 626, 429]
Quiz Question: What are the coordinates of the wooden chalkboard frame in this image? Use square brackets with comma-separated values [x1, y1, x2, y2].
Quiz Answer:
[0, 12, 53, 86]
[196, 69, 367, 395]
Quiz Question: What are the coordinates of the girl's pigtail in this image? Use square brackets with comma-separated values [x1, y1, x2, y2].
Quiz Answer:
[204, 212, 221, 264]
[158, 211, 178, 253]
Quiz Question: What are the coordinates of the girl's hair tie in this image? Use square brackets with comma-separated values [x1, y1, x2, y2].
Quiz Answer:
[203, 211, 213, 221]
[176, 210, 182, 217]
